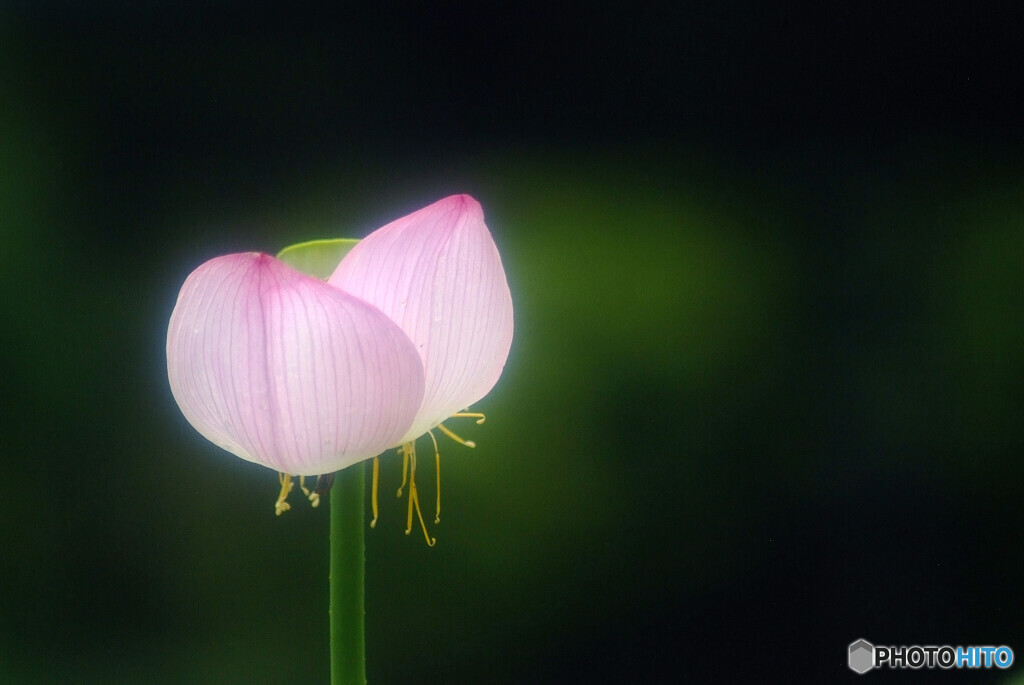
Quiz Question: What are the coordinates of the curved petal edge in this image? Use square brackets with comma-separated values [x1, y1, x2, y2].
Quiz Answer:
[328, 195, 514, 442]
[167, 252, 425, 475]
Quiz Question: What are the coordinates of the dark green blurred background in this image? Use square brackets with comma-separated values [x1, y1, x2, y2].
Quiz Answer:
[2, 2, 1023, 683]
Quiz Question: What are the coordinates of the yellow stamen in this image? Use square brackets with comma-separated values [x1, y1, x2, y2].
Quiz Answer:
[272, 411, 485, 541]
[398, 441, 436, 546]
[298, 475, 322, 508]
[313, 473, 334, 504]
[409, 480, 436, 546]
[275, 473, 294, 515]
[397, 445, 409, 498]
[427, 429, 442, 524]
[370, 456, 380, 529]
[451, 411, 486, 425]
[436, 422, 476, 448]
[402, 443, 415, 534]
[276, 473, 332, 514]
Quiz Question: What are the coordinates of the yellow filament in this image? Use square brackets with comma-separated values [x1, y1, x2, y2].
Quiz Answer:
[436, 422, 476, 448]
[370, 456, 379, 529]
[398, 442, 436, 546]
[402, 443, 415, 534]
[383, 412, 487, 540]
[409, 482, 436, 546]
[397, 445, 409, 497]
[275, 473, 294, 515]
[298, 475, 322, 508]
[451, 411, 486, 425]
[427, 430, 441, 524]
[271, 411, 486, 535]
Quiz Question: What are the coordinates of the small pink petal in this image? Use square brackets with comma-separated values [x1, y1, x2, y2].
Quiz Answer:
[167, 253, 425, 475]
[328, 195, 514, 442]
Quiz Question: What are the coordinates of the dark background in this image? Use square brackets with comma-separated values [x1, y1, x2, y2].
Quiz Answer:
[2, 1, 1023, 683]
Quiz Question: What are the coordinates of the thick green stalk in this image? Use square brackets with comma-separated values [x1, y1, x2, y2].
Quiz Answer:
[330, 463, 366, 685]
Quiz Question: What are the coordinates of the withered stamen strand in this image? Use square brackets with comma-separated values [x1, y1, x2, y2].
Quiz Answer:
[275, 473, 294, 516]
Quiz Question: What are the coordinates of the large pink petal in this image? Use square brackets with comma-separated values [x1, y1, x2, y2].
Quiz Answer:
[328, 195, 513, 442]
[167, 253, 425, 475]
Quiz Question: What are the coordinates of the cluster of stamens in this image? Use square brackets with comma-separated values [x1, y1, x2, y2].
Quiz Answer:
[274, 412, 485, 546]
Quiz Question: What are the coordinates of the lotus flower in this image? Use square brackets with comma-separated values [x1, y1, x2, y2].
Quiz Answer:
[166, 195, 513, 485]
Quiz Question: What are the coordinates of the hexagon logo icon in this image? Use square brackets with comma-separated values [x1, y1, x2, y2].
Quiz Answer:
[849, 638, 875, 674]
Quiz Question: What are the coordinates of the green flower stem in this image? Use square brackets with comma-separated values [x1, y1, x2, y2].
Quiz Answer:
[330, 462, 366, 685]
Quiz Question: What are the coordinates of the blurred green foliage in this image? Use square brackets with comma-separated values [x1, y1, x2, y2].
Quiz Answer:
[2, 6, 1023, 683]
[4, 131, 1023, 680]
